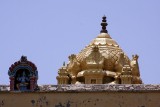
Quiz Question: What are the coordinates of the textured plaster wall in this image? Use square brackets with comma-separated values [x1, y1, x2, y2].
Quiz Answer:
[0, 92, 160, 107]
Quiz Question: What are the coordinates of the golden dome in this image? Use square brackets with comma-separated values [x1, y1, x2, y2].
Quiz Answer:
[57, 16, 142, 84]
[76, 32, 130, 71]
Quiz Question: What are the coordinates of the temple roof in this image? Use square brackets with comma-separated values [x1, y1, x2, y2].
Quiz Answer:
[8, 56, 37, 72]
[57, 16, 142, 84]
[76, 16, 129, 70]
[76, 33, 123, 61]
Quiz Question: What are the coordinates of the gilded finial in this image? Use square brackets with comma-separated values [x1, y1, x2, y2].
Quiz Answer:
[63, 62, 65, 66]
[100, 15, 108, 33]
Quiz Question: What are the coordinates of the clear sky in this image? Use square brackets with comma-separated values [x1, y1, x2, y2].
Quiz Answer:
[0, 0, 160, 85]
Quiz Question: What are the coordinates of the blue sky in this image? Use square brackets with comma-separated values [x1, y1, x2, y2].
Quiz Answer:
[0, 0, 160, 84]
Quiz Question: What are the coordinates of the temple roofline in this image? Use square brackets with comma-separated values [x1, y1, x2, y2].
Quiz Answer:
[1, 84, 160, 92]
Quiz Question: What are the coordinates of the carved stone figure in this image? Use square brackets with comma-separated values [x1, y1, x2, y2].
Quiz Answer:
[17, 71, 29, 90]
[68, 54, 80, 76]
[8, 56, 38, 91]
[130, 54, 142, 84]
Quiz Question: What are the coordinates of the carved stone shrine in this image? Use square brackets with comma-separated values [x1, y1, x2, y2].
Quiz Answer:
[8, 56, 38, 91]
[57, 16, 142, 84]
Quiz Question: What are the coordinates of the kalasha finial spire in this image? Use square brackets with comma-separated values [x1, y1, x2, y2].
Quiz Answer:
[100, 15, 108, 33]
[63, 61, 65, 66]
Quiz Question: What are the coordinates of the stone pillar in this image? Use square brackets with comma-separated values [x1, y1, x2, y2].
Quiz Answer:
[71, 76, 76, 84]
[120, 75, 132, 84]
[10, 77, 15, 91]
[97, 78, 102, 84]
[85, 78, 90, 84]
[30, 77, 35, 91]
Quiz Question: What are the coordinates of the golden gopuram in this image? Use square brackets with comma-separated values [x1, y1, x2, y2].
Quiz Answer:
[57, 16, 142, 85]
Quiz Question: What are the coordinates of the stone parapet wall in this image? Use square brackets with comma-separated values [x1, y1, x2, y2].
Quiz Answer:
[38, 84, 160, 92]
[1, 84, 160, 92]
[0, 85, 160, 107]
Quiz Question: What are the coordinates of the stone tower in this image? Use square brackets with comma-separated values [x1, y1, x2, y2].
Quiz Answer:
[57, 16, 142, 84]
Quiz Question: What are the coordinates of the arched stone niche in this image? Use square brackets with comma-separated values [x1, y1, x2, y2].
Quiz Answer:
[8, 56, 38, 91]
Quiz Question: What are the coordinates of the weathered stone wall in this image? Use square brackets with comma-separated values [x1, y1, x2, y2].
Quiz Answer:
[0, 84, 160, 107]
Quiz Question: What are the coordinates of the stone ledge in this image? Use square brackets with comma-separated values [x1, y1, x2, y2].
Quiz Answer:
[1, 84, 160, 92]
